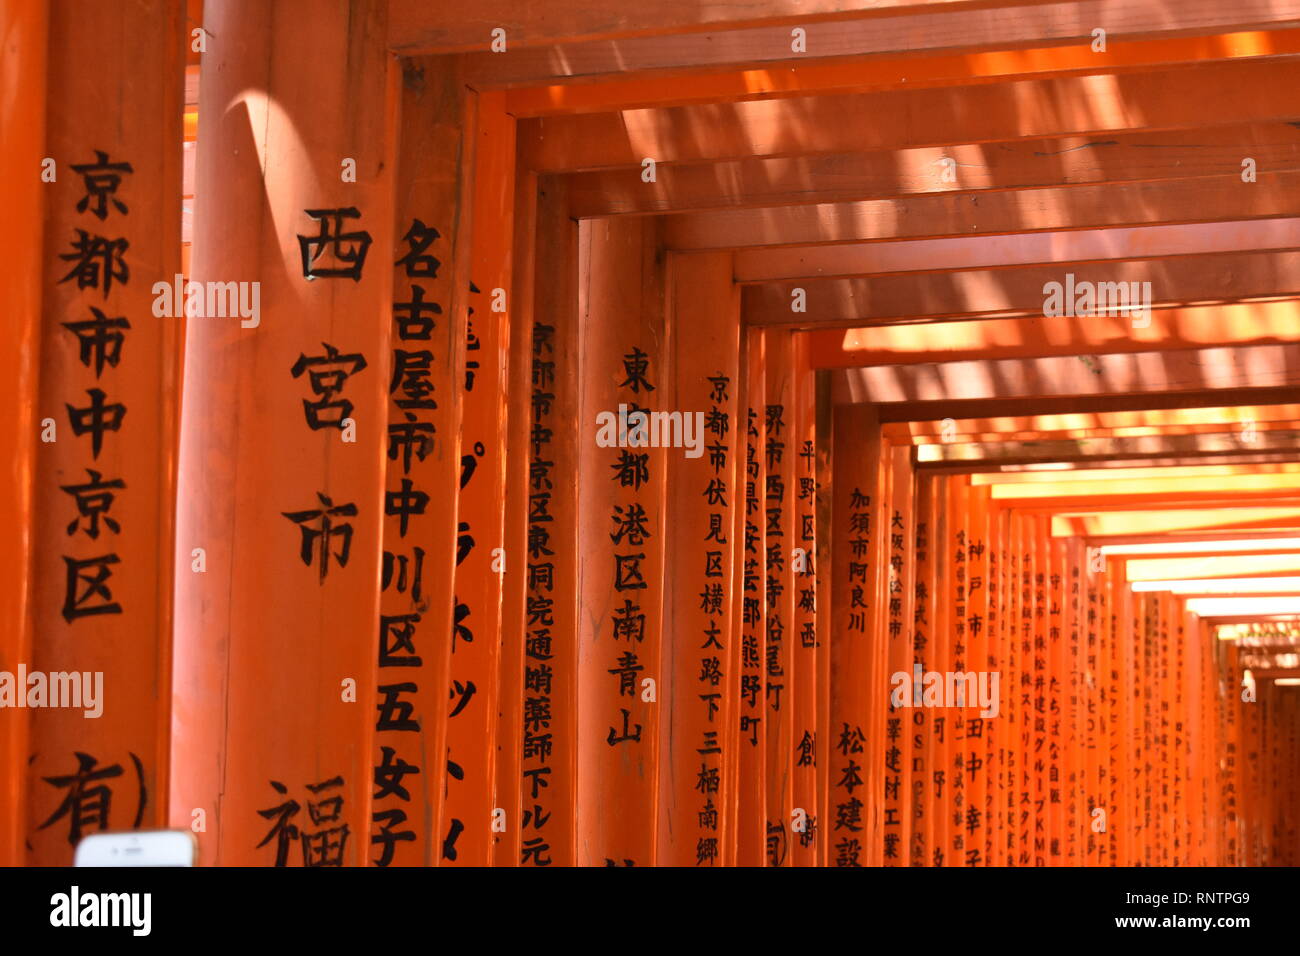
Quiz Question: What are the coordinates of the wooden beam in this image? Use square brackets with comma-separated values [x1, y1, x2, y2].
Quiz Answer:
[1128, 554, 1300, 581]
[975, 462, 1300, 484]
[570, 124, 1300, 216]
[504, 29, 1300, 117]
[444, 2, 1300, 86]
[928, 452, 1300, 474]
[663, 172, 1300, 250]
[389, 0, 1024, 54]
[886, 404, 1300, 441]
[519, 59, 1300, 171]
[1068, 509, 1300, 537]
[737, 216, 1300, 283]
[834, 344, 1300, 406]
[745, 250, 1300, 327]
[921, 433, 1300, 463]
[991, 473, 1300, 500]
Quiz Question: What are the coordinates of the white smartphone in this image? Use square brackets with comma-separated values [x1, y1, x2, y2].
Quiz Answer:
[73, 830, 197, 867]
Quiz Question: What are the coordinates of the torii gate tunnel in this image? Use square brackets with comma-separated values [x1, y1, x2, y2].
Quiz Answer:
[3, 0, 1300, 872]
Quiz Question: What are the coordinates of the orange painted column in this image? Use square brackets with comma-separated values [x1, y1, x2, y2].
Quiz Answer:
[577, 218, 666, 866]
[909, 475, 937, 865]
[1238, 641, 1261, 864]
[1116, 558, 1138, 865]
[814, 376, 832, 867]
[1230, 639, 1249, 864]
[0, 0, 47, 868]
[964, 484, 988, 865]
[1184, 609, 1204, 865]
[512, 177, 581, 866]
[984, 502, 1005, 866]
[1280, 685, 1299, 863]
[1005, 510, 1023, 865]
[880, 446, 907, 863]
[946, 478, 969, 866]
[1161, 592, 1179, 864]
[734, 327, 766, 864]
[1064, 539, 1084, 864]
[932, 477, 958, 866]
[27, 0, 183, 865]
[929, 473, 952, 866]
[443, 93, 514, 866]
[886, 445, 916, 863]
[660, 251, 741, 867]
[762, 330, 796, 866]
[790, 333, 820, 866]
[1219, 634, 1235, 864]
[1083, 542, 1103, 866]
[867, 440, 891, 867]
[829, 402, 881, 867]
[1101, 555, 1119, 865]
[374, 55, 476, 868]
[991, 504, 1013, 866]
[1027, 516, 1049, 865]
[1046, 535, 1064, 864]
[172, 0, 396, 865]
[492, 168, 538, 867]
[1138, 593, 1153, 865]
[1016, 514, 1035, 864]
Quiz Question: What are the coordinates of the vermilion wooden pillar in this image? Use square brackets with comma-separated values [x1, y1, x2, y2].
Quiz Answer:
[930, 470, 952, 865]
[510, 176, 582, 866]
[867, 428, 891, 867]
[984, 501, 1004, 866]
[0, 0, 47, 868]
[910, 475, 937, 865]
[172, 0, 396, 865]
[945, 478, 969, 866]
[1018, 514, 1035, 864]
[1003, 508, 1021, 866]
[989, 503, 1010, 866]
[660, 251, 741, 866]
[965, 484, 988, 865]
[1046, 534, 1064, 863]
[830, 402, 881, 867]
[27, 0, 183, 865]
[883, 444, 914, 864]
[1184, 608, 1204, 865]
[444, 92, 514, 867]
[790, 333, 819, 867]
[493, 167, 539, 868]
[577, 217, 666, 866]
[374, 54, 475, 868]
[735, 327, 766, 864]
[1063, 538, 1083, 864]
[1115, 557, 1138, 865]
[1160, 592, 1178, 863]
[1239, 640, 1261, 863]
[1083, 541, 1101, 866]
[1223, 639, 1243, 863]
[762, 330, 796, 866]
[994, 506, 1011, 865]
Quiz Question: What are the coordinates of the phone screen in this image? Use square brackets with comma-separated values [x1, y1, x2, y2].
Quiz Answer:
[74, 830, 197, 867]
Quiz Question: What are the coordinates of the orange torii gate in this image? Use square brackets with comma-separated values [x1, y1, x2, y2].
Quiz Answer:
[3, 0, 1300, 869]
